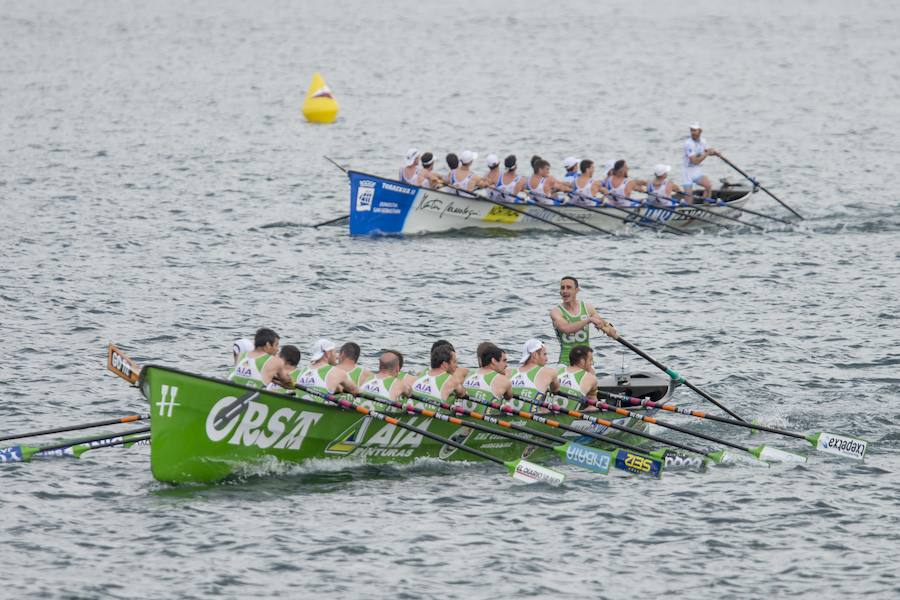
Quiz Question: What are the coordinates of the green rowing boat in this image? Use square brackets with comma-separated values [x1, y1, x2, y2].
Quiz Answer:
[140, 365, 660, 484]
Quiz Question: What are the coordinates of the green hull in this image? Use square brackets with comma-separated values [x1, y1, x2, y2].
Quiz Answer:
[141, 365, 655, 484]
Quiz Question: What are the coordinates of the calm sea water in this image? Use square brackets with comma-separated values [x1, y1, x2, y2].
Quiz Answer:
[2, 0, 899, 598]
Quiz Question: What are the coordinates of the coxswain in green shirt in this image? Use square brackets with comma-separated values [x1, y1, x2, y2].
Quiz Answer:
[554, 345, 599, 412]
[336, 341, 373, 389]
[549, 275, 617, 366]
[228, 327, 287, 389]
[295, 339, 359, 402]
[508, 339, 560, 413]
[357, 350, 412, 410]
[411, 343, 466, 403]
[460, 343, 512, 414]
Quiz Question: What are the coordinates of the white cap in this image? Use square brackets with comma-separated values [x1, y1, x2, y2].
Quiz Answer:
[653, 164, 671, 177]
[309, 338, 336, 362]
[405, 148, 419, 167]
[563, 156, 579, 170]
[485, 153, 500, 168]
[602, 159, 615, 176]
[689, 122, 701, 130]
[232, 338, 253, 356]
[518, 338, 545, 365]
[459, 150, 478, 165]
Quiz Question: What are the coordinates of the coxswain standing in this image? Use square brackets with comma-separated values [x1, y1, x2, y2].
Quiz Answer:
[229, 328, 286, 389]
[400, 148, 420, 184]
[509, 339, 560, 413]
[549, 276, 616, 366]
[295, 339, 358, 401]
[554, 345, 599, 412]
[682, 122, 719, 200]
[646, 164, 683, 205]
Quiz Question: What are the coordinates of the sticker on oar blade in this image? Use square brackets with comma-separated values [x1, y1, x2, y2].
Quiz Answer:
[757, 446, 807, 463]
[614, 452, 662, 478]
[563, 442, 611, 474]
[815, 433, 867, 460]
[511, 460, 565, 486]
[0, 446, 24, 463]
[664, 452, 708, 472]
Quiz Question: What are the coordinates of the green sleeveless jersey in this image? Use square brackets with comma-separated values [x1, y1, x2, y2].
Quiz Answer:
[509, 366, 544, 413]
[461, 370, 500, 413]
[228, 352, 273, 389]
[347, 366, 364, 386]
[294, 364, 334, 403]
[555, 366, 587, 411]
[554, 300, 589, 365]
[412, 371, 452, 403]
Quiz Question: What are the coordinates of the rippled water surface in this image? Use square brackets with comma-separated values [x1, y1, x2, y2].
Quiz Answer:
[2, 0, 899, 598]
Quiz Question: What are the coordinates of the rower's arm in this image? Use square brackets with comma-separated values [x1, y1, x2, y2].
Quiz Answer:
[586, 303, 618, 338]
[496, 376, 513, 400]
[584, 373, 598, 402]
[550, 307, 592, 334]
[547, 369, 560, 394]
[334, 370, 358, 396]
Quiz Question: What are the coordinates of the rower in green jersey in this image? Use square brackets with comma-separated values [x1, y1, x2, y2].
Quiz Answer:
[266, 345, 302, 392]
[357, 350, 412, 411]
[460, 343, 512, 414]
[414, 340, 469, 383]
[553, 345, 599, 412]
[411, 343, 465, 405]
[228, 327, 287, 389]
[295, 338, 358, 402]
[549, 275, 617, 366]
[336, 341, 373, 389]
[508, 339, 560, 413]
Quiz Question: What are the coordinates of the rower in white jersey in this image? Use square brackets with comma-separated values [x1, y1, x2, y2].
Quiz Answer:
[416, 152, 445, 189]
[228, 328, 287, 389]
[549, 275, 617, 366]
[295, 338, 358, 402]
[232, 338, 253, 365]
[411, 343, 466, 405]
[336, 341, 372, 390]
[399, 148, 420, 185]
[448, 150, 483, 192]
[553, 345, 599, 412]
[460, 343, 512, 414]
[570, 159, 610, 206]
[357, 350, 412, 411]
[527, 159, 572, 204]
[605, 159, 647, 207]
[562, 156, 580, 183]
[509, 339, 560, 413]
[495, 154, 527, 200]
[645, 164, 684, 206]
[682, 122, 719, 200]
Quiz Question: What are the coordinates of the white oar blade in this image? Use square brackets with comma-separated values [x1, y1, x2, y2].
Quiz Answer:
[758, 445, 808, 463]
[562, 442, 612, 475]
[720, 451, 769, 467]
[511, 460, 566, 486]
[813, 433, 868, 461]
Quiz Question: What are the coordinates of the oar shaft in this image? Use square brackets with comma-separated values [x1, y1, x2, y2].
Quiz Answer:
[612, 335, 747, 423]
[35, 426, 151, 453]
[563, 194, 688, 235]
[717, 154, 803, 219]
[0, 414, 149, 443]
[448, 184, 587, 236]
[698, 197, 792, 225]
[650, 191, 764, 230]
[312, 214, 349, 228]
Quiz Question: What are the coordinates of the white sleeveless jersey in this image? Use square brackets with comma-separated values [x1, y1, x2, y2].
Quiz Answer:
[229, 352, 267, 388]
[498, 173, 522, 196]
[412, 373, 442, 401]
[296, 366, 330, 392]
[400, 166, 419, 185]
[647, 179, 671, 204]
[450, 169, 474, 190]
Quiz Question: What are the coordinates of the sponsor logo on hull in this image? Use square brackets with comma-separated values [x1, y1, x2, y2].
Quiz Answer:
[205, 397, 323, 451]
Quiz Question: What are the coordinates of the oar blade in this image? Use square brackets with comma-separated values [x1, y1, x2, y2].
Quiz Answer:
[808, 432, 868, 461]
[650, 449, 708, 473]
[107, 343, 140, 384]
[756, 445, 808, 463]
[557, 442, 612, 475]
[613, 450, 664, 479]
[714, 450, 769, 467]
[0, 446, 26, 463]
[507, 459, 566, 486]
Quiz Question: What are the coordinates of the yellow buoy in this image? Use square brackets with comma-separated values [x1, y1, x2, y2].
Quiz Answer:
[301, 72, 339, 124]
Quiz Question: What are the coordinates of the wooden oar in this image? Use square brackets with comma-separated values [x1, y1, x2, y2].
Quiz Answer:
[0, 413, 149, 443]
[356, 391, 619, 476]
[602, 333, 747, 423]
[1, 427, 151, 463]
[295, 385, 566, 485]
[717, 153, 803, 219]
[554, 391, 806, 463]
[598, 390, 869, 461]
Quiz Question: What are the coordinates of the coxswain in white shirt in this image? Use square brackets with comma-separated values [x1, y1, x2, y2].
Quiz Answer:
[646, 164, 684, 205]
[400, 148, 420, 185]
[682, 122, 719, 200]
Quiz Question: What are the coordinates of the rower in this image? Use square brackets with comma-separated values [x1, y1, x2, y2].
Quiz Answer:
[682, 122, 719, 200]
[416, 152, 444, 189]
[449, 150, 481, 192]
[228, 328, 285, 389]
[527, 159, 572, 204]
[337, 341, 372, 389]
[496, 154, 527, 200]
[295, 338, 358, 401]
[554, 345, 599, 412]
[443, 153, 459, 188]
[606, 159, 646, 207]
[460, 343, 512, 413]
[270, 344, 301, 391]
[400, 148, 420, 185]
[646, 164, 683, 205]
[482, 154, 502, 187]
[562, 156, 580, 183]
[232, 338, 253, 364]
[357, 350, 412, 409]
[509, 339, 560, 413]
[411, 343, 466, 404]
[598, 159, 615, 190]
[571, 159, 607, 206]
[549, 275, 617, 366]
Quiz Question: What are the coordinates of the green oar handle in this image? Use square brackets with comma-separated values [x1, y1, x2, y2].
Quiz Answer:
[610, 336, 747, 423]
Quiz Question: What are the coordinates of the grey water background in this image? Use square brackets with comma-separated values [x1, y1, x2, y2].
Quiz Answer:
[2, 0, 899, 597]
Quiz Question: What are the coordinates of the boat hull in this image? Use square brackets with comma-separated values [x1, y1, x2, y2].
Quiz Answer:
[141, 365, 660, 484]
[347, 170, 753, 236]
